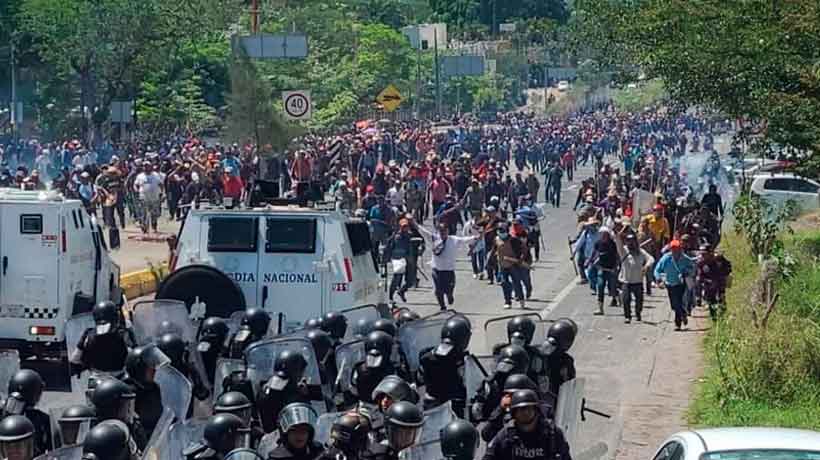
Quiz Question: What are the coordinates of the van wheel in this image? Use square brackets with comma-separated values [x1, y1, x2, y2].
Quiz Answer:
[156, 265, 246, 318]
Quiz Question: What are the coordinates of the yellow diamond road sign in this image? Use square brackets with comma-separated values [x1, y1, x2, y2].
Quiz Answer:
[377, 84, 403, 112]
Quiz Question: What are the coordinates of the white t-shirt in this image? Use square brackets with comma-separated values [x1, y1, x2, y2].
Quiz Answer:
[134, 172, 163, 201]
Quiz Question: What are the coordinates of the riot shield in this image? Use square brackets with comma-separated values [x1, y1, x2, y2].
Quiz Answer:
[224, 449, 265, 460]
[156, 364, 194, 422]
[142, 408, 175, 460]
[64, 313, 95, 393]
[244, 338, 326, 413]
[131, 299, 194, 344]
[33, 446, 82, 460]
[314, 411, 345, 446]
[399, 440, 444, 460]
[211, 358, 245, 406]
[554, 377, 585, 450]
[483, 314, 549, 353]
[464, 354, 495, 406]
[158, 418, 209, 460]
[333, 340, 365, 395]
[339, 305, 383, 341]
[256, 431, 281, 459]
[397, 318, 448, 375]
[419, 401, 455, 445]
[0, 349, 20, 398]
[227, 310, 245, 337]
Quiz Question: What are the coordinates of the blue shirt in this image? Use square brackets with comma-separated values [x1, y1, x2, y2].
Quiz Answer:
[654, 252, 695, 286]
[221, 156, 241, 176]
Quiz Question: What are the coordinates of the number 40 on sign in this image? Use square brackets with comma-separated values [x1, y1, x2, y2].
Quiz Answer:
[282, 90, 312, 120]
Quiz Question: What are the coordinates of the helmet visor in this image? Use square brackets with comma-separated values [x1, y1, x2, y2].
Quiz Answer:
[95, 322, 113, 335]
[59, 419, 92, 446]
[279, 404, 318, 434]
[365, 353, 384, 368]
[235, 328, 252, 343]
[386, 424, 421, 451]
[224, 448, 264, 460]
[3, 394, 25, 416]
[267, 374, 289, 391]
[197, 340, 212, 353]
[434, 340, 454, 357]
[0, 438, 33, 460]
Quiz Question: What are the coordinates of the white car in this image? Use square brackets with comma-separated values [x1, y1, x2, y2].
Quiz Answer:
[557, 80, 571, 92]
[749, 173, 820, 212]
[652, 427, 820, 460]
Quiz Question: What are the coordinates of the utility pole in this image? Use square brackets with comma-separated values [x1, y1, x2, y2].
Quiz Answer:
[10, 38, 17, 140]
[415, 42, 421, 116]
[434, 29, 441, 119]
[251, 0, 260, 33]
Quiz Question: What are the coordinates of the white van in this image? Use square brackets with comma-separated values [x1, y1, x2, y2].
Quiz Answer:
[750, 173, 820, 212]
[0, 189, 121, 358]
[160, 203, 386, 331]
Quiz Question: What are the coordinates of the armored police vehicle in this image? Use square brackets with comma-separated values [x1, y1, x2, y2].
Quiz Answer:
[0, 189, 122, 359]
[158, 200, 386, 332]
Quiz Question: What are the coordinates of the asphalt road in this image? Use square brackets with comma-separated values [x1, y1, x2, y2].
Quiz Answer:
[29, 142, 733, 459]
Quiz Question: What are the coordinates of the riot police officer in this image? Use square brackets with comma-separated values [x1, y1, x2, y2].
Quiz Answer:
[214, 391, 263, 448]
[184, 413, 249, 460]
[542, 320, 577, 404]
[56, 404, 96, 447]
[483, 390, 571, 460]
[394, 309, 420, 328]
[123, 345, 164, 437]
[81, 420, 135, 460]
[268, 403, 324, 460]
[0, 415, 35, 460]
[3, 369, 51, 456]
[70, 301, 135, 376]
[470, 344, 529, 424]
[305, 316, 326, 331]
[351, 318, 373, 340]
[349, 331, 405, 404]
[228, 307, 271, 359]
[417, 317, 471, 416]
[441, 419, 480, 460]
[364, 401, 424, 460]
[321, 311, 348, 346]
[157, 332, 210, 404]
[370, 319, 397, 338]
[495, 316, 552, 401]
[257, 350, 324, 433]
[316, 414, 369, 460]
[90, 378, 148, 450]
[480, 374, 537, 443]
[307, 328, 337, 386]
[196, 317, 230, 384]
[372, 375, 419, 412]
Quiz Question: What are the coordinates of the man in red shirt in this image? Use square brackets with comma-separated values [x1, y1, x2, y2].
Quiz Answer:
[222, 167, 244, 206]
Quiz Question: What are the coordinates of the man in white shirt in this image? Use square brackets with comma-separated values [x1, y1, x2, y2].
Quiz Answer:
[415, 218, 477, 310]
[133, 163, 164, 233]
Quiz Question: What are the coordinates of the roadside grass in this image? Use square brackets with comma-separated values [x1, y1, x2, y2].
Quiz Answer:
[610, 79, 666, 112]
[689, 227, 820, 430]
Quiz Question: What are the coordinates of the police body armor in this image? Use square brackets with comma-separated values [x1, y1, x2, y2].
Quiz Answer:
[78, 329, 134, 373]
[417, 348, 466, 415]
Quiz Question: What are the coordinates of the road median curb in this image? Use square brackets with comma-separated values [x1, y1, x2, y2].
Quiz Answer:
[120, 263, 168, 300]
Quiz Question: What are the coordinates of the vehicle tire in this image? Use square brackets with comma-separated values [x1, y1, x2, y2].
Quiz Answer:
[156, 265, 246, 318]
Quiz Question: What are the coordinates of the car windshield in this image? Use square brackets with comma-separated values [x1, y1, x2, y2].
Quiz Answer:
[702, 450, 820, 460]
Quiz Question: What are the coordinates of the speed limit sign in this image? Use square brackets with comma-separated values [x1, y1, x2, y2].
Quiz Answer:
[282, 90, 312, 120]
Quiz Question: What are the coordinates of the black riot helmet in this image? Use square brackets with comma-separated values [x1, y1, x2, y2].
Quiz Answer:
[306, 329, 334, 363]
[215, 392, 253, 426]
[372, 375, 419, 408]
[440, 419, 479, 460]
[506, 316, 537, 347]
[502, 374, 537, 393]
[8, 369, 45, 407]
[330, 414, 368, 454]
[157, 332, 187, 368]
[322, 311, 348, 340]
[198, 317, 229, 353]
[81, 420, 131, 460]
[241, 307, 271, 337]
[547, 320, 577, 352]
[125, 344, 168, 385]
[92, 300, 122, 335]
[267, 350, 308, 391]
[90, 379, 136, 423]
[0, 415, 35, 460]
[509, 389, 540, 410]
[371, 319, 398, 338]
[496, 344, 530, 375]
[384, 401, 424, 451]
[395, 309, 420, 327]
[436, 317, 472, 356]
[203, 413, 248, 454]
[364, 331, 393, 369]
[304, 317, 325, 331]
[353, 318, 373, 339]
[277, 402, 318, 438]
[59, 404, 96, 446]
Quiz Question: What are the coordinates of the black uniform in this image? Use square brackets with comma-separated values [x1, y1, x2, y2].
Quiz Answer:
[545, 352, 576, 402]
[269, 440, 325, 460]
[122, 378, 164, 436]
[257, 384, 324, 434]
[470, 372, 506, 425]
[417, 348, 466, 414]
[484, 419, 572, 460]
[24, 408, 52, 456]
[349, 362, 401, 405]
[76, 329, 133, 372]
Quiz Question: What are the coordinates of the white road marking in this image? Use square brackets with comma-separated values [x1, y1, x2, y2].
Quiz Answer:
[539, 275, 580, 319]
